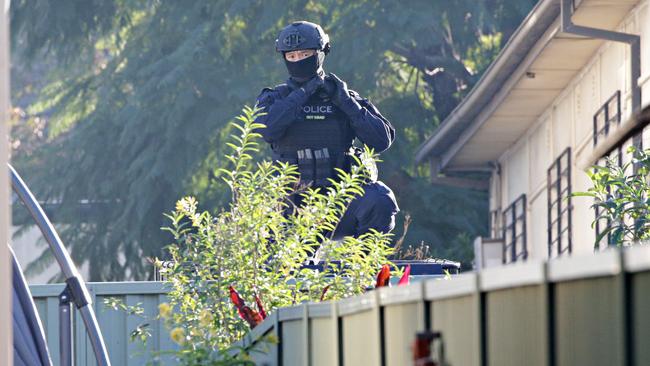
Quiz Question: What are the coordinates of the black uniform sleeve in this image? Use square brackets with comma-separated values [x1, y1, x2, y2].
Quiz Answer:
[255, 86, 309, 143]
[338, 91, 395, 153]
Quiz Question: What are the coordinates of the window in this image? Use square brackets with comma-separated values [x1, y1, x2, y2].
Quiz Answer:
[502, 195, 527, 264]
[593, 124, 644, 250]
[594, 143, 622, 250]
[591, 105, 650, 250]
[593, 91, 621, 146]
[547, 148, 572, 258]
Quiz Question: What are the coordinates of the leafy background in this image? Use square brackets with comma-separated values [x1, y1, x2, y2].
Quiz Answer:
[9, 0, 537, 281]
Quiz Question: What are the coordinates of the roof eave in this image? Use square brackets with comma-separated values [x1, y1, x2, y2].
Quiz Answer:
[414, 0, 561, 167]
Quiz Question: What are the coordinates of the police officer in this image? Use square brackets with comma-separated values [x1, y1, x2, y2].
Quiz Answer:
[256, 21, 399, 240]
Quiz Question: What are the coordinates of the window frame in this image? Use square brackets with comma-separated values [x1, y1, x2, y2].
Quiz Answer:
[592, 90, 621, 146]
[502, 194, 527, 264]
[547, 147, 572, 258]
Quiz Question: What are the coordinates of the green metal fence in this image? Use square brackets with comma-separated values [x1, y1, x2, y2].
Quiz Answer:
[30, 281, 175, 366]
[32, 246, 650, 366]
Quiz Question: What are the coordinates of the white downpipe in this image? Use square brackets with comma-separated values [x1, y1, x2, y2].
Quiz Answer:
[0, 0, 12, 365]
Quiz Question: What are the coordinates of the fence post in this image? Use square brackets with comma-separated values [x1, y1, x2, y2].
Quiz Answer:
[59, 287, 74, 366]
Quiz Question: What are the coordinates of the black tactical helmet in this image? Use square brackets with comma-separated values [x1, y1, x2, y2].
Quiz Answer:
[276, 21, 330, 54]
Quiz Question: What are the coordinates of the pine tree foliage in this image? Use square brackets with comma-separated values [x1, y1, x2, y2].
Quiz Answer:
[10, 1, 536, 280]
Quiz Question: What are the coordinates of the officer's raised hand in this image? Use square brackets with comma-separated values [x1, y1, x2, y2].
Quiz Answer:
[301, 74, 325, 96]
[326, 73, 352, 106]
[326, 72, 365, 119]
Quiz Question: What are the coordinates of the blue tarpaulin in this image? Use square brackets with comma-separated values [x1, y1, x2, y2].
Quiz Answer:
[11, 246, 52, 366]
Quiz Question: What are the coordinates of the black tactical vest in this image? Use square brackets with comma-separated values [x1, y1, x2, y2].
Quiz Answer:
[271, 86, 356, 187]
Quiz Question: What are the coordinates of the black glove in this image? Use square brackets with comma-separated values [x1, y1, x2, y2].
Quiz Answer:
[326, 73, 353, 106]
[301, 75, 325, 96]
[321, 77, 337, 98]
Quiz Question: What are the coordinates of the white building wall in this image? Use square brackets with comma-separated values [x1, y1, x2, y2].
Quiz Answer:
[528, 116, 551, 260]
[505, 140, 529, 205]
[552, 96, 573, 157]
[495, 0, 649, 261]
[641, 2, 650, 104]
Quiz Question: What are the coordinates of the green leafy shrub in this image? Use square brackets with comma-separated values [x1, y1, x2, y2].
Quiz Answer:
[575, 146, 650, 247]
[152, 106, 394, 363]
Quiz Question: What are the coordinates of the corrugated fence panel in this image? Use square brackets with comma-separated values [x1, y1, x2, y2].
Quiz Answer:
[280, 320, 305, 366]
[308, 319, 335, 366]
[338, 291, 381, 366]
[307, 302, 337, 366]
[74, 286, 94, 366]
[28, 250, 644, 366]
[96, 294, 128, 366]
[480, 262, 549, 366]
[553, 277, 625, 366]
[549, 251, 624, 366]
[279, 305, 308, 366]
[632, 271, 650, 365]
[426, 274, 481, 366]
[432, 295, 480, 365]
[30, 281, 175, 366]
[378, 283, 426, 366]
[624, 245, 650, 366]
[46, 296, 60, 365]
[485, 285, 549, 366]
[157, 293, 176, 365]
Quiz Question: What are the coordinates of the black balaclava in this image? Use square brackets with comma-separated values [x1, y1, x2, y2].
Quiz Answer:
[284, 50, 325, 82]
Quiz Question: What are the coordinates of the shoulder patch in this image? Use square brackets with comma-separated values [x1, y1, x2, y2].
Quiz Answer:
[260, 87, 274, 95]
[348, 89, 362, 100]
[256, 87, 278, 105]
[274, 83, 292, 98]
[257, 83, 293, 104]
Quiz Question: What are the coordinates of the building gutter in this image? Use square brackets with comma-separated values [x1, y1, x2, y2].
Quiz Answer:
[561, 0, 642, 113]
[414, 0, 561, 166]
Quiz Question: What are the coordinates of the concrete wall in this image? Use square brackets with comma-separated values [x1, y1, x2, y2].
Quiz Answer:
[492, 0, 650, 261]
[12, 225, 90, 284]
[12, 226, 66, 283]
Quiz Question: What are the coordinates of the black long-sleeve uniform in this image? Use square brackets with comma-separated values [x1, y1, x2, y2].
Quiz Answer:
[254, 77, 399, 239]
[255, 79, 395, 157]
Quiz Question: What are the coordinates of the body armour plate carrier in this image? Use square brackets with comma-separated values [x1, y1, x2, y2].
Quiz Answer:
[271, 89, 357, 187]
